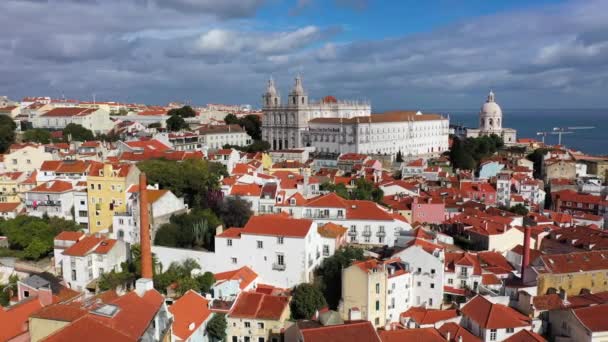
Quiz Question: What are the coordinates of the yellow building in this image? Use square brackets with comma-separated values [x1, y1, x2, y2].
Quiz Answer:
[0, 172, 27, 203]
[226, 291, 290, 342]
[86, 163, 139, 233]
[341, 259, 388, 328]
[535, 251, 608, 296]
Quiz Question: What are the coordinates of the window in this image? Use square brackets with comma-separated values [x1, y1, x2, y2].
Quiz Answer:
[257, 241, 263, 249]
[490, 329, 497, 341]
[460, 267, 468, 277]
[244, 322, 251, 328]
[227, 239, 232, 246]
[506, 327, 514, 333]
[323, 245, 330, 256]
[431, 269, 436, 274]
[277, 254, 284, 266]
[90, 184, 95, 190]
[97, 184, 101, 190]
[232, 337, 238, 342]
[448, 278, 453, 285]
[417, 282, 421, 287]
[231, 257, 237, 264]
[376, 283, 380, 294]
[258, 322, 264, 329]
[23, 290, 30, 298]
[258, 338, 265, 342]
[277, 237, 284, 244]
[417, 267, 421, 273]
[430, 283, 435, 289]
[429, 298, 433, 306]
[375, 300, 380, 311]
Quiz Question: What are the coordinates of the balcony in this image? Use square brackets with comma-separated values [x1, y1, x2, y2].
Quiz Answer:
[272, 263, 286, 271]
[376, 231, 386, 237]
[362, 230, 372, 237]
[27, 200, 62, 207]
[348, 230, 357, 237]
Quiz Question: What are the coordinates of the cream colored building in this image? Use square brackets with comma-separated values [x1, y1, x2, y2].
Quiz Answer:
[466, 91, 517, 145]
[227, 291, 290, 342]
[3, 144, 54, 173]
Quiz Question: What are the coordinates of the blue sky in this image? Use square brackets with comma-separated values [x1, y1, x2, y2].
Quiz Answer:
[1, 0, 608, 111]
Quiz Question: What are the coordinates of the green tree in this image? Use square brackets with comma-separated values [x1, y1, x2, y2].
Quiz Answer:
[148, 122, 162, 129]
[168, 105, 196, 118]
[0, 274, 19, 307]
[320, 182, 349, 200]
[206, 314, 227, 341]
[0, 116, 16, 153]
[196, 272, 215, 293]
[216, 197, 252, 228]
[239, 114, 262, 140]
[527, 148, 549, 179]
[166, 115, 189, 131]
[23, 129, 52, 144]
[509, 204, 529, 216]
[290, 283, 327, 319]
[315, 246, 365, 308]
[396, 150, 404, 163]
[154, 223, 179, 247]
[137, 159, 226, 209]
[224, 113, 239, 125]
[63, 123, 94, 142]
[223, 139, 271, 153]
[24, 238, 49, 260]
[176, 276, 200, 296]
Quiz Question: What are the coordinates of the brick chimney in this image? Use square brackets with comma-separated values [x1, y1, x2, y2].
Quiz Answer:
[521, 226, 531, 283]
[139, 172, 153, 280]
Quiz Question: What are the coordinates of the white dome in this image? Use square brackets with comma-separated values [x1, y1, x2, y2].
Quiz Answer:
[481, 101, 502, 117]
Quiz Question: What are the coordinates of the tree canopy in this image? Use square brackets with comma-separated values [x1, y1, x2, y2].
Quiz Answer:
[290, 283, 327, 319]
[63, 123, 95, 142]
[215, 196, 253, 228]
[137, 159, 227, 209]
[0, 116, 16, 154]
[449, 135, 504, 170]
[223, 139, 271, 153]
[0, 216, 81, 260]
[154, 209, 222, 251]
[166, 115, 189, 131]
[223, 113, 262, 140]
[206, 314, 227, 341]
[153, 258, 215, 297]
[168, 105, 197, 118]
[315, 246, 365, 308]
[23, 128, 52, 144]
[321, 178, 384, 204]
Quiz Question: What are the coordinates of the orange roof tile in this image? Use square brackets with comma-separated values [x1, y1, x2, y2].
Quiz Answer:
[300, 320, 381, 342]
[437, 322, 481, 342]
[242, 215, 313, 238]
[503, 329, 546, 342]
[216, 227, 242, 239]
[214, 266, 258, 290]
[169, 290, 212, 340]
[29, 180, 73, 193]
[0, 202, 21, 212]
[317, 222, 348, 238]
[229, 291, 289, 320]
[378, 328, 446, 342]
[55, 231, 85, 242]
[400, 307, 458, 325]
[0, 298, 44, 341]
[230, 184, 262, 197]
[461, 296, 530, 329]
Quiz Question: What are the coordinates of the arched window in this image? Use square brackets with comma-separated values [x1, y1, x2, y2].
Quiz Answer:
[292, 97, 296, 105]
[274, 98, 278, 106]
[489, 119, 493, 127]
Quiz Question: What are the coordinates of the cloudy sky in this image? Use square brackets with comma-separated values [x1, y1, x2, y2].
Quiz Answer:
[2, 0, 608, 111]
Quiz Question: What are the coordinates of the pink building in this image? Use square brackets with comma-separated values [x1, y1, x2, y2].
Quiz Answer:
[411, 197, 446, 224]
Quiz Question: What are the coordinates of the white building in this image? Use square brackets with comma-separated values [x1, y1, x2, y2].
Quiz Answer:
[466, 91, 517, 145]
[214, 215, 329, 288]
[303, 111, 449, 157]
[198, 124, 251, 150]
[74, 190, 89, 229]
[275, 192, 411, 247]
[261, 76, 371, 150]
[393, 239, 445, 309]
[3, 143, 53, 173]
[58, 234, 127, 291]
[112, 186, 188, 245]
[24, 180, 78, 220]
[32, 107, 114, 133]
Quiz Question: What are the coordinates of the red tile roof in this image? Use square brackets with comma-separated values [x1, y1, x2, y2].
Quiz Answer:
[0, 298, 44, 341]
[460, 296, 530, 329]
[55, 231, 85, 242]
[41, 107, 97, 117]
[573, 303, 608, 332]
[31, 302, 87, 322]
[229, 291, 289, 320]
[29, 180, 73, 193]
[62, 236, 117, 256]
[242, 215, 313, 238]
[378, 328, 446, 342]
[539, 251, 608, 274]
[400, 307, 458, 325]
[169, 290, 212, 340]
[0, 202, 22, 212]
[230, 183, 262, 197]
[317, 222, 348, 238]
[437, 322, 481, 342]
[216, 227, 242, 239]
[300, 320, 381, 342]
[214, 266, 258, 290]
[503, 329, 546, 342]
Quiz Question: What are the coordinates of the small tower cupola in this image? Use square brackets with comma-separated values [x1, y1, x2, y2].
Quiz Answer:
[263, 77, 280, 107]
[288, 74, 308, 107]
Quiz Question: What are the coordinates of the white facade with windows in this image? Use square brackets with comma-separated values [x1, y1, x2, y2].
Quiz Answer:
[261, 76, 371, 150]
[214, 216, 329, 288]
[393, 244, 445, 309]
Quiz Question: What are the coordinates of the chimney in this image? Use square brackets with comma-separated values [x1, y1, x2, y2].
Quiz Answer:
[521, 226, 531, 283]
[445, 332, 451, 341]
[139, 172, 153, 280]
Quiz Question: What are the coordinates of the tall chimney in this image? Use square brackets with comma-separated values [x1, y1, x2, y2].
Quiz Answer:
[139, 172, 153, 279]
[521, 226, 531, 283]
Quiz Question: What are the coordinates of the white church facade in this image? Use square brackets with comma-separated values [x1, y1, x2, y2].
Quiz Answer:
[466, 91, 517, 144]
[261, 76, 449, 158]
